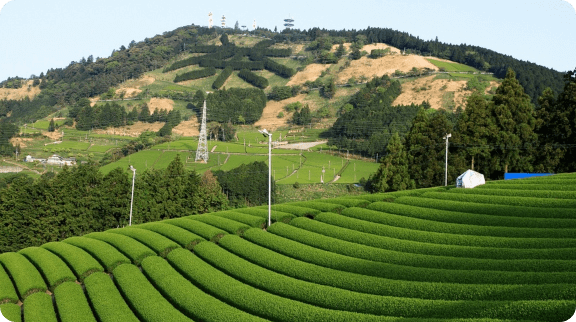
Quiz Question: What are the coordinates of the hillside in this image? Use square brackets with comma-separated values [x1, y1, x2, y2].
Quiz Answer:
[0, 174, 575, 321]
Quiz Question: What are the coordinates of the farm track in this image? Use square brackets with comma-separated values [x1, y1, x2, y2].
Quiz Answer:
[2, 174, 575, 321]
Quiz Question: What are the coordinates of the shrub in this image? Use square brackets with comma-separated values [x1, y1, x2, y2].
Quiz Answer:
[0, 265, 18, 304]
[84, 272, 139, 322]
[83, 232, 156, 266]
[212, 66, 233, 89]
[268, 86, 293, 101]
[23, 292, 57, 322]
[0, 252, 47, 299]
[112, 264, 191, 322]
[173, 67, 216, 83]
[54, 282, 97, 322]
[108, 228, 180, 258]
[284, 101, 302, 112]
[187, 215, 251, 236]
[41, 242, 104, 282]
[63, 237, 130, 273]
[18, 247, 76, 291]
[238, 69, 268, 89]
[164, 218, 227, 243]
[277, 111, 284, 118]
[134, 222, 205, 250]
[141, 256, 266, 321]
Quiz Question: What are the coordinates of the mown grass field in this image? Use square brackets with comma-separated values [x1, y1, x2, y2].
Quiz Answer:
[1, 173, 575, 322]
[426, 58, 478, 72]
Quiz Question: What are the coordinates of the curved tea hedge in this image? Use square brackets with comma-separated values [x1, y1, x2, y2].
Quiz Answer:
[3, 173, 576, 321]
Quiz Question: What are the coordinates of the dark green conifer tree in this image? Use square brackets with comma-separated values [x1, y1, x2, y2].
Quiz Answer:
[367, 132, 414, 192]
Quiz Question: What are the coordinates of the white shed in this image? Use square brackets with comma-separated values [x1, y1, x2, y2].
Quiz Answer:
[456, 170, 485, 188]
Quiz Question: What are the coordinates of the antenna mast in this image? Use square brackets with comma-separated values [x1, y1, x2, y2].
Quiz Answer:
[221, 15, 226, 28]
[253, 19, 257, 30]
[208, 12, 213, 28]
[195, 100, 209, 162]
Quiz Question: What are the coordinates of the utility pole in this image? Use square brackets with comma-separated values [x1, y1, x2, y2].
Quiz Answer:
[443, 133, 452, 186]
[129, 165, 136, 226]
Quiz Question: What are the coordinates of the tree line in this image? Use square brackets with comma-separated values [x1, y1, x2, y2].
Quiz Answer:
[0, 155, 274, 253]
[366, 68, 576, 192]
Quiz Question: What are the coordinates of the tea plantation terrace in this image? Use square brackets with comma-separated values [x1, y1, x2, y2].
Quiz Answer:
[0, 173, 575, 321]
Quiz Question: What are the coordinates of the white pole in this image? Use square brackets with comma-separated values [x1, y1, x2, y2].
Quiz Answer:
[129, 166, 136, 226]
[444, 133, 451, 186]
[268, 134, 272, 227]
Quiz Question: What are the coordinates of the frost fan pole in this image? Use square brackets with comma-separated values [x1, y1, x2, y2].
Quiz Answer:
[129, 165, 136, 226]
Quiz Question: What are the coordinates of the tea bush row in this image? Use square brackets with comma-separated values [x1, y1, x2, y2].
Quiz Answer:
[164, 218, 227, 242]
[245, 228, 574, 285]
[109, 228, 180, 258]
[212, 66, 233, 89]
[54, 282, 97, 322]
[0, 252, 47, 299]
[23, 292, 57, 322]
[234, 207, 296, 223]
[141, 255, 267, 321]
[41, 242, 103, 281]
[238, 69, 268, 89]
[271, 221, 575, 273]
[298, 214, 575, 260]
[134, 222, 205, 250]
[63, 237, 130, 273]
[84, 232, 156, 265]
[173, 67, 217, 83]
[193, 241, 573, 321]
[344, 207, 576, 239]
[187, 215, 251, 236]
[287, 201, 345, 213]
[210, 210, 266, 229]
[447, 188, 576, 200]
[403, 194, 576, 218]
[84, 272, 139, 322]
[317, 210, 576, 249]
[256, 204, 320, 217]
[370, 200, 576, 229]
[112, 263, 192, 322]
[219, 234, 576, 301]
[19, 247, 76, 291]
[0, 264, 18, 304]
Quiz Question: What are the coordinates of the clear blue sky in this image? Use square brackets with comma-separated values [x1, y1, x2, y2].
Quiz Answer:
[0, 0, 574, 82]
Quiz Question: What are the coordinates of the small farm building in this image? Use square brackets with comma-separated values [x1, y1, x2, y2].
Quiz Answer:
[456, 170, 485, 188]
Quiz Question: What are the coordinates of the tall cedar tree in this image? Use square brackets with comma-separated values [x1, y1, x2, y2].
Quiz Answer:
[454, 92, 498, 173]
[554, 69, 576, 171]
[534, 88, 565, 172]
[490, 68, 538, 173]
[406, 109, 455, 188]
[367, 132, 414, 192]
[48, 118, 56, 132]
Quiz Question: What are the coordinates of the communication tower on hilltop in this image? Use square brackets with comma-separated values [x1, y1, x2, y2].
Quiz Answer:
[195, 100, 209, 162]
[221, 15, 226, 28]
[253, 19, 257, 30]
[284, 15, 294, 29]
[208, 12, 213, 28]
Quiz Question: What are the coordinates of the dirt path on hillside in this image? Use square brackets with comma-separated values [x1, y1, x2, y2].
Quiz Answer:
[0, 80, 41, 100]
[92, 122, 165, 137]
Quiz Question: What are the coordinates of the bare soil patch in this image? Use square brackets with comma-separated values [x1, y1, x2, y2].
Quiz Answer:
[115, 75, 155, 98]
[148, 98, 174, 112]
[287, 64, 331, 86]
[0, 80, 41, 100]
[173, 118, 200, 137]
[42, 131, 64, 141]
[393, 75, 470, 110]
[254, 94, 317, 131]
[92, 122, 165, 137]
[337, 54, 438, 83]
[10, 138, 34, 148]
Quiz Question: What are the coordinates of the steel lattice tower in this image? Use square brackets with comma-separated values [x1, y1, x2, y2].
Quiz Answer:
[195, 100, 209, 162]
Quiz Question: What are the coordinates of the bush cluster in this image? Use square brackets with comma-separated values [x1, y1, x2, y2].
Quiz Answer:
[173, 67, 216, 83]
[238, 69, 268, 89]
[212, 66, 233, 89]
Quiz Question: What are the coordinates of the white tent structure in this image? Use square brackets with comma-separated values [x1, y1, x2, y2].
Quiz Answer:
[456, 170, 485, 188]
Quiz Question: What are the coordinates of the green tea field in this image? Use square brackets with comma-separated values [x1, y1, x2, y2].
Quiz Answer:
[1, 173, 575, 321]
